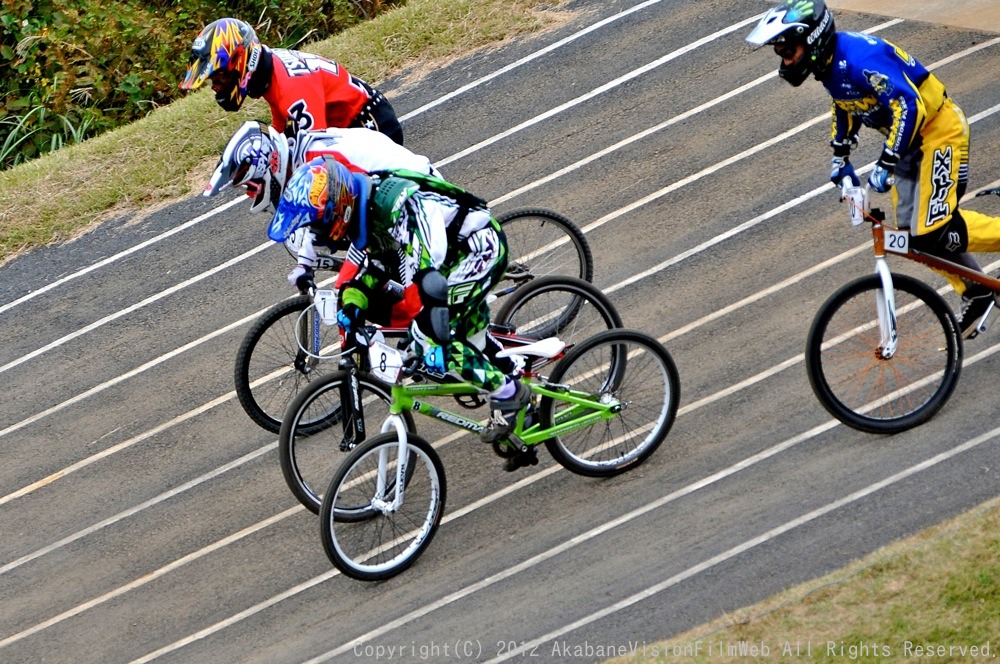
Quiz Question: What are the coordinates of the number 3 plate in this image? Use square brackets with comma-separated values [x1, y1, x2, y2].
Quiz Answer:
[369, 340, 404, 384]
[884, 229, 909, 255]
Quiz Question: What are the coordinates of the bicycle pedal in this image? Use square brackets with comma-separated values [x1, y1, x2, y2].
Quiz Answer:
[502, 446, 538, 472]
[968, 300, 996, 339]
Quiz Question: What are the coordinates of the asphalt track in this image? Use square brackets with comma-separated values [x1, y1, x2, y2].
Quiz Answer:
[1, 0, 998, 662]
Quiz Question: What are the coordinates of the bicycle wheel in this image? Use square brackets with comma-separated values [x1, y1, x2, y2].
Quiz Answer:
[494, 275, 622, 348]
[320, 432, 446, 581]
[234, 295, 341, 433]
[805, 274, 962, 434]
[495, 209, 593, 301]
[540, 329, 679, 477]
[279, 370, 417, 514]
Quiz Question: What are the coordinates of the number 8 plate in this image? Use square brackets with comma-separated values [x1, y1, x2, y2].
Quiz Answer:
[369, 340, 404, 384]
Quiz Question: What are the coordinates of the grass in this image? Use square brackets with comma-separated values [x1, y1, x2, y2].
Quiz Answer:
[605, 496, 999, 663]
[0, 0, 569, 264]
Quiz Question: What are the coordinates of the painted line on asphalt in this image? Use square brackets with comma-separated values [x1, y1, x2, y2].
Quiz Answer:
[10, 308, 1000, 655]
[5, 24, 996, 648]
[0, 0, 664, 318]
[485, 432, 997, 662]
[398, 0, 667, 122]
[434, 14, 764, 169]
[0, 11, 773, 377]
[0, 241, 272, 377]
[0, 196, 245, 317]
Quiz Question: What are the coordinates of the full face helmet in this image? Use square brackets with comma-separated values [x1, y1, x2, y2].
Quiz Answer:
[205, 121, 289, 214]
[268, 158, 362, 245]
[746, 0, 837, 86]
[179, 18, 262, 111]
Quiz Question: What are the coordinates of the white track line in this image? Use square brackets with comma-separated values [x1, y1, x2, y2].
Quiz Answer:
[4, 51, 999, 552]
[435, 14, 764, 168]
[0, 0, 664, 317]
[9, 317, 1000, 654]
[398, 0, 667, 122]
[3, 23, 999, 651]
[485, 433, 997, 662]
[0, 18, 923, 434]
[0, 12, 767, 378]
[0, 197, 245, 316]
[0, 241, 272, 377]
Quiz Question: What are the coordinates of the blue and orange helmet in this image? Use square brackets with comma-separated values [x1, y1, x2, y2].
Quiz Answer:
[269, 158, 367, 245]
[180, 18, 262, 111]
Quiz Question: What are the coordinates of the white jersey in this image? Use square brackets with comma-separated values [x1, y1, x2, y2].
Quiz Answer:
[291, 127, 441, 178]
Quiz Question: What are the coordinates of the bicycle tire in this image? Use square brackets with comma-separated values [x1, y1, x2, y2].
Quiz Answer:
[540, 329, 679, 477]
[805, 273, 962, 434]
[494, 275, 622, 348]
[234, 294, 340, 434]
[320, 432, 446, 581]
[495, 209, 594, 298]
[279, 370, 417, 514]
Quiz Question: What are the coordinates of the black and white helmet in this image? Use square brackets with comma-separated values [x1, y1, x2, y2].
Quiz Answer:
[205, 121, 290, 214]
[746, 0, 837, 86]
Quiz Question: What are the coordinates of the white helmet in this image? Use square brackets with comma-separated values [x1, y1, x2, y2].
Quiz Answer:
[205, 120, 290, 214]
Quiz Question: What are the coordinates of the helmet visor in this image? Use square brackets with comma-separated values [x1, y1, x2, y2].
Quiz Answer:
[268, 205, 316, 242]
[179, 54, 213, 91]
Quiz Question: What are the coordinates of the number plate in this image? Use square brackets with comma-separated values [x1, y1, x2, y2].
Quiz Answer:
[369, 340, 404, 384]
[884, 229, 909, 255]
[314, 289, 338, 325]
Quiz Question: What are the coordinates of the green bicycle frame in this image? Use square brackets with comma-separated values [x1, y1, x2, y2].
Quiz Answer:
[386, 378, 620, 447]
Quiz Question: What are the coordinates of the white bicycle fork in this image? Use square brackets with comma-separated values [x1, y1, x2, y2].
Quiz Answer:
[874, 256, 899, 359]
[372, 414, 409, 514]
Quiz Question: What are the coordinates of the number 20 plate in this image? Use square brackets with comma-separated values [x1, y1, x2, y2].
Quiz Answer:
[884, 229, 909, 255]
[369, 340, 404, 384]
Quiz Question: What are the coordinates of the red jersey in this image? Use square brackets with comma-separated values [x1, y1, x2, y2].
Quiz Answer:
[263, 48, 373, 139]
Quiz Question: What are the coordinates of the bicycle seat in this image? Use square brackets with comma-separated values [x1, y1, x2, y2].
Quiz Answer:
[496, 337, 565, 359]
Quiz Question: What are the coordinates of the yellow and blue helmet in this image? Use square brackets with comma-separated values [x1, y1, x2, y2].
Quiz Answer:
[180, 18, 262, 111]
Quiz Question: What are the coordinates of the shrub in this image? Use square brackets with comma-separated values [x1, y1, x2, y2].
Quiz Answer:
[0, 0, 403, 170]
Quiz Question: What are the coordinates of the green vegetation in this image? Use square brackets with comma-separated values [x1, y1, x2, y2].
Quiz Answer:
[0, 0, 566, 263]
[0, 0, 404, 169]
[607, 497, 999, 663]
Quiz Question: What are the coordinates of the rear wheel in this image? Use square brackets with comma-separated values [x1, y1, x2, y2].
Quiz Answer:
[541, 329, 679, 477]
[493, 276, 621, 349]
[494, 209, 593, 306]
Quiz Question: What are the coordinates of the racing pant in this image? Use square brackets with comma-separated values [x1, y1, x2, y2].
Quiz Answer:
[439, 220, 513, 392]
[894, 97, 1000, 295]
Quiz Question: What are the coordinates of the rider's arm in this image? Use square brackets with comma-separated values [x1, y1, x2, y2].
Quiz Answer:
[408, 197, 452, 272]
[334, 243, 367, 289]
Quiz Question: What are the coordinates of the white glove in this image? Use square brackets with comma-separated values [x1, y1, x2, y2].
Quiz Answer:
[287, 265, 310, 289]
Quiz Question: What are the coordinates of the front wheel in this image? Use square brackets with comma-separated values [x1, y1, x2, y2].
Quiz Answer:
[541, 329, 680, 477]
[319, 432, 446, 581]
[234, 295, 341, 433]
[805, 273, 962, 434]
[279, 370, 417, 514]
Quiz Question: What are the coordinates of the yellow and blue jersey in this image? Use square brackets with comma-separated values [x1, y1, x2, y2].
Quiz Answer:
[822, 32, 948, 156]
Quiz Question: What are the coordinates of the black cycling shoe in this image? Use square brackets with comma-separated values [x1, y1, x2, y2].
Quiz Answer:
[957, 285, 996, 339]
[480, 381, 531, 445]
